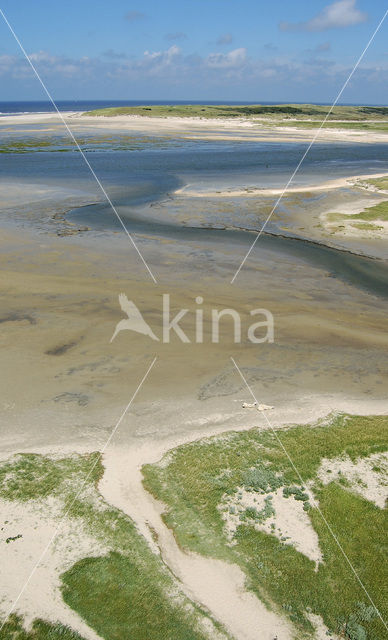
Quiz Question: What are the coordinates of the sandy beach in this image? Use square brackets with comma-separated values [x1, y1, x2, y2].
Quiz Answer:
[1, 110, 388, 144]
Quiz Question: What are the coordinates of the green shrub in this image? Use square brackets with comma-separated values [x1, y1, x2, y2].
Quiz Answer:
[242, 465, 283, 493]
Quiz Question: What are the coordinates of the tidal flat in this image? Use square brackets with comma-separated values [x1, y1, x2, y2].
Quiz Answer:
[0, 110, 387, 640]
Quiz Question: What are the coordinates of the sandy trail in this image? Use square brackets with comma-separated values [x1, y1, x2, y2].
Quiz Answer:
[100, 439, 294, 640]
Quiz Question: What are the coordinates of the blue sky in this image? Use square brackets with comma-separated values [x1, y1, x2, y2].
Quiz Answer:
[0, 0, 387, 103]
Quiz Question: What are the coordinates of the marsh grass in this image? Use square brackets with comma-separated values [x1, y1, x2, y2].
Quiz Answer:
[0, 135, 182, 154]
[351, 222, 384, 231]
[143, 414, 388, 638]
[366, 177, 388, 190]
[349, 201, 388, 222]
[326, 200, 388, 230]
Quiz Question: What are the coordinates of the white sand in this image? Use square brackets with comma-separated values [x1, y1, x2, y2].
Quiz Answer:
[0, 493, 106, 640]
[174, 172, 388, 198]
[307, 613, 339, 640]
[318, 452, 388, 508]
[221, 487, 322, 567]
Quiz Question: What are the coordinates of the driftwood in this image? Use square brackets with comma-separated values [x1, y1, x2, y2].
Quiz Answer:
[242, 401, 274, 411]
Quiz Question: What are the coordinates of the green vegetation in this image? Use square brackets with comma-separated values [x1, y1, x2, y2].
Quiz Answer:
[0, 135, 182, 154]
[0, 139, 54, 153]
[349, 201, 388, 222]
[0, 615, 84, 640]
[143, 414, 388, 638]
[84, 104, 388, 131]
[242, 463, 283, 492]
[62, 553, 211, 640]
[0, 452, 102, 502]
[351, 222, 384, 231]
[85, 103, 388, 121]
[0, 453, 222, 640]
[326, 200, 388, 232]
[365, 177, 388, 190]
[240, 496, 275, 523]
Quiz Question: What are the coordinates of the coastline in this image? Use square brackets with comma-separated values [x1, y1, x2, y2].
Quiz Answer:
[173, 171, 388, 197]
[1, 110, 388, 144]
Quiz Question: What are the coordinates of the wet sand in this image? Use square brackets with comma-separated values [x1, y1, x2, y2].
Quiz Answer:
[1, 212, 387, 455]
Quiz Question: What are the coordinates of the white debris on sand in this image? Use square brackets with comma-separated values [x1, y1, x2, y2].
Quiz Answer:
[242, 402, 274, 411]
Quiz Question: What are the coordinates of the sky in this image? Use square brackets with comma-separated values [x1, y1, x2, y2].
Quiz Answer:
[0, 0, 387, 103]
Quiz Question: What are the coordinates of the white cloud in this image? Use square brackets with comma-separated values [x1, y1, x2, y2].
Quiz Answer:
[1, 45, 386, 102]
[143, 45, 181, 63]
[280, 0, 367, 32]
[206, 48, 247, 68]
[29, 51, 58, 64]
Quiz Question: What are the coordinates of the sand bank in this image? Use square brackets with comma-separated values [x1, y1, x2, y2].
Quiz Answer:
[1, 111, 388, 144]
[174, 172, 388, 198]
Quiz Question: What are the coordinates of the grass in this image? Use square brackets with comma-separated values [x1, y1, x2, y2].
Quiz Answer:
[349, 201, 388, 222]
[365, 177, 388, 190]
[0, 452, 101, 502]
[143, 413, 388, 638]
[325, 200, 388, 232]
[62, 553, 212, 640]
[84, 104, 388, 120]
[0, 453, 223, 640]
[0, 615, 84, 640]
[84, 104, 388, 131]
[351, 222, 384, 231]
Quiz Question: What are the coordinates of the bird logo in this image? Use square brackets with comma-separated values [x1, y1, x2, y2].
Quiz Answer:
[110, 293, 159, 343]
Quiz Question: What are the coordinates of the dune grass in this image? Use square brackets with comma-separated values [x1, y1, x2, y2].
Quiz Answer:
[0, 615, 84, 640]
[143, 413, 388, 638]
[84, 104, 388, 121]
[62, 553, 213, 640]
[83, 104, 388, 132]
[0, 453, 223, 640]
